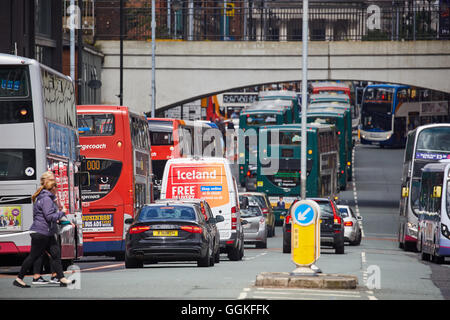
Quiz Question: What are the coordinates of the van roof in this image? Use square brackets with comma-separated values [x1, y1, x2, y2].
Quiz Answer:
[166, 156, 232, 165]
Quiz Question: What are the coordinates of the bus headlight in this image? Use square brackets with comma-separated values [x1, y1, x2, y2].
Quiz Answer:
[385, 133, 392, 140]
[407, 222, 418, 237]
[442, 223, 450, 240]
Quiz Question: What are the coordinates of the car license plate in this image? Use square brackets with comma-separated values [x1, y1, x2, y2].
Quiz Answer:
[153, 230, 178, 237]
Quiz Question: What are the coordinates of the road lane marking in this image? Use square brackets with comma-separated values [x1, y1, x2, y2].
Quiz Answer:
[237, 287, 250, 300]
[80, 263, 124, 272]
[243, 252, 267, 261]
[246, 287, 361, 299]
[352, 147, 364, 237]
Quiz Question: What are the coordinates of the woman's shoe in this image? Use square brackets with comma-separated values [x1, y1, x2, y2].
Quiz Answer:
[32, 276, 49, 285]
[59, 279, 76, 287]
[13, 280, 30, 288]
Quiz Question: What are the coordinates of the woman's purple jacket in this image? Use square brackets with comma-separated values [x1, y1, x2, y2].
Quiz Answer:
[30, 189, 65, 236]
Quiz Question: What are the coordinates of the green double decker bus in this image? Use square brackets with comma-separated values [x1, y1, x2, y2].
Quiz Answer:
[238, 100, 294, 188]
[308, 104, 353, 176]
[258, 90, 300, 123]
[255, 123, 339, 224]
[306, 108, 351, 191]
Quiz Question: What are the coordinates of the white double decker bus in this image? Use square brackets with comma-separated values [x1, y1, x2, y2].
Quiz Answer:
[0, 54, 82, 267]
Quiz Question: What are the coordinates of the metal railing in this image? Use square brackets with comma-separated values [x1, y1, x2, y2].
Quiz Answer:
[94, 0, 450, 41]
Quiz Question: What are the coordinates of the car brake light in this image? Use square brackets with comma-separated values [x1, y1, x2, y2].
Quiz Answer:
[180, 225, 203, 233]
[344, 221, 353, 227]
[331, 202, 342, 224]
[262, 208, 269, 216]
[129, 226, 151, 234]
[285, 214, 291, 224]
[247, 171, 251, 177]
[231, 206, 237, 229]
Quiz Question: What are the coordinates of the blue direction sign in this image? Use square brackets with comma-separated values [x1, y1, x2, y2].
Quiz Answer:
[293, 203, 316, 226]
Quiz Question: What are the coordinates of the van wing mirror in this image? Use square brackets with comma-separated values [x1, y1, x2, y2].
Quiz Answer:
[124, 218, 134, 224]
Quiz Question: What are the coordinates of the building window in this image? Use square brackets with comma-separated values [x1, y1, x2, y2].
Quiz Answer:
[35, 0, 52, 37]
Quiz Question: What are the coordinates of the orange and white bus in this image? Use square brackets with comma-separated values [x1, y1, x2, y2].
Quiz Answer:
[148, 118, 224, 198]
[77, 105, 153, 258]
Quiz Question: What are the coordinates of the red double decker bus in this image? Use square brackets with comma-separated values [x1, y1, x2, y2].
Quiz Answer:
[148, 118, 224, 199]
[311, 81, 351, 98]
[77, 105, 153, 258]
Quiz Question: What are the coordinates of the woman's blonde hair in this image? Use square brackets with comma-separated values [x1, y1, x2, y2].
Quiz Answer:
[32, 171, 57, 202]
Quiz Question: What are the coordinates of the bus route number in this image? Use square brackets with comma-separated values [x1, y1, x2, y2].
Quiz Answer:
[86, 160, 100, 171]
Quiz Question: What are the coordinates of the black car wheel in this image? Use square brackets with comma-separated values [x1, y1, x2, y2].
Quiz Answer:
[198, 246, 211, 267]
[335, 242, 345, 254]
[125, 254, 144, 269]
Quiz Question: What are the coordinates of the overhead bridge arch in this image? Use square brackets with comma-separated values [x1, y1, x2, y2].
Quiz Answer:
[98, 40, 450, 114]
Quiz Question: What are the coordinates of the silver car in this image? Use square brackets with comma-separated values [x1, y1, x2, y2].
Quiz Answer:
[337, 205, 362, 246]
[241, 205, 267, 249]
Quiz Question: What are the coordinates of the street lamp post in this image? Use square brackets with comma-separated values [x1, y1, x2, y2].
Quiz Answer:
[151, 0, 156, 117]
[300, 0, 308, 200]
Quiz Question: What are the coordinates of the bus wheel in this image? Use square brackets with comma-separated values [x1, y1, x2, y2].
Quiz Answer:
[115, 253, 125, 261]
[432, 239, 445, 264]
[420, 240, 430, 261]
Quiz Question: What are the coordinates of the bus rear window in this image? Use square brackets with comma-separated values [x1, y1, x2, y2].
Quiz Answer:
[0, 67, 29, 98]
[80, 159, 122, 201]
[246, 114, 278, 125]
[78, 114, 115, 136]
[279, 132, 301, 145]
[0, 149, 36, 180]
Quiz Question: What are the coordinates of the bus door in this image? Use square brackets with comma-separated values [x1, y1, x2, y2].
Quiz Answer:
[48, 159, 77, 259]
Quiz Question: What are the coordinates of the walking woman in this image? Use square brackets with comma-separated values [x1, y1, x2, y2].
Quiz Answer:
[13, 172, 75, 288]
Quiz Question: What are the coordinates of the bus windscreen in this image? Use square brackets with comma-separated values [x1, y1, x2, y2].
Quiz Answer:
[148, 120, 174, 146]
[0, 67, 29, 98]
[78, 114, 115, 136]
[0, 149, 36, 180]
[416, 127, 450, 153]
[80, 159, 122, 202]
[361, 102, 392, 131]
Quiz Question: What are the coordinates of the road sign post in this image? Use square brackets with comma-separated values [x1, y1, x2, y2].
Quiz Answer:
[290, 200, 321, 275]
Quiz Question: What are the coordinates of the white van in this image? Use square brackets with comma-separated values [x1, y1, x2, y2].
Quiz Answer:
[160, 157, 244, 261]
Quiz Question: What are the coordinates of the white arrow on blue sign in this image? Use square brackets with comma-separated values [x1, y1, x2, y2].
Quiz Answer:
[293, 203, 316, 226]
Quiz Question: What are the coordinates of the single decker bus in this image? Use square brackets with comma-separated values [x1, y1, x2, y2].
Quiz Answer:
[417, 160, 450, 263]
[399, 123, 450, 251]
